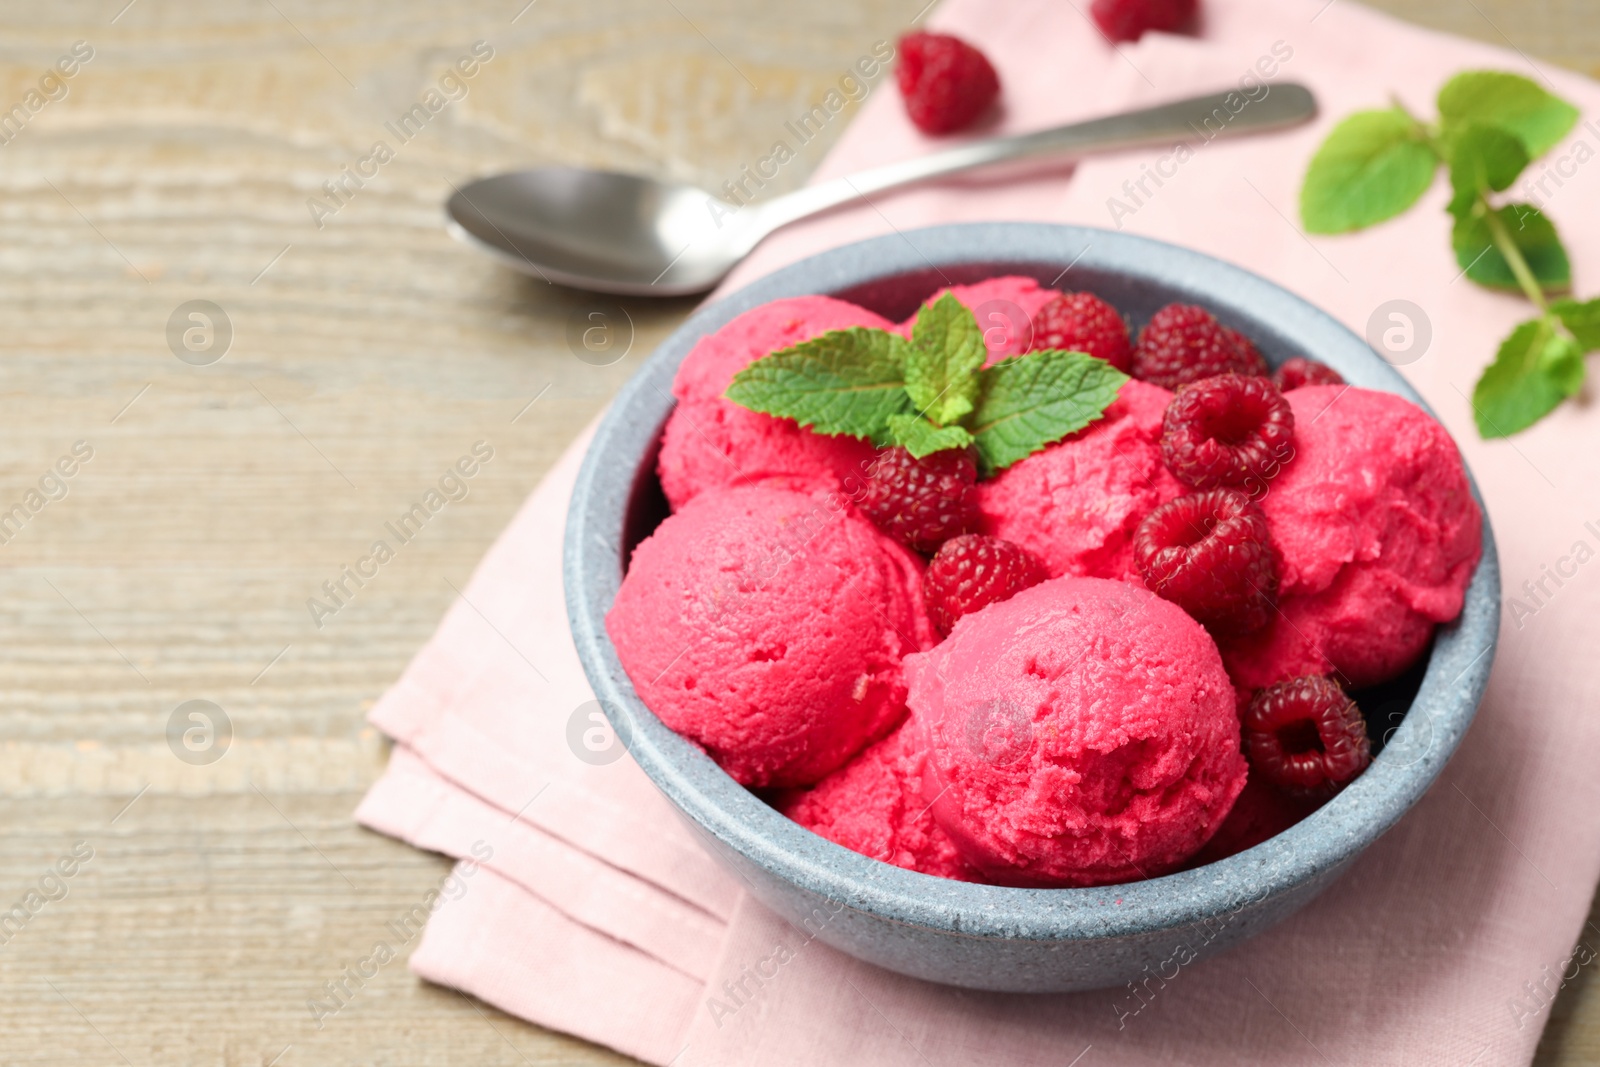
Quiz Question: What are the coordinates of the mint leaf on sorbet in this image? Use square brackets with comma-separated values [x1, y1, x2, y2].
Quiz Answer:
[725, 327, 912, 439]
[885, 413, 974, 458]
[1438, 71, 1579, 158]
[1445, 123, 1529, 217]
[906, 292, 985, 426]
[1552, 297, 1600, 350]
[969, 351, 1127, 474]
[1300, 108, 1438, 234]
[1451, 203, 1570, 293]
[1472, 317, 1585, 438]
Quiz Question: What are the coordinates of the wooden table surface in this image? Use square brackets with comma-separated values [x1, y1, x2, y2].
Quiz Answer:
[1, 2, 1595, 1064]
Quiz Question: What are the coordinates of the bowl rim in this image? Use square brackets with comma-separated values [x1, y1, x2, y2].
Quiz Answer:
[564, 221, 1500, 943]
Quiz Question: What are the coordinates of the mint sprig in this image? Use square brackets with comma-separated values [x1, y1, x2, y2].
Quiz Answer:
[724, 295, 1127, 471]
[1300, 70, 1589, 438]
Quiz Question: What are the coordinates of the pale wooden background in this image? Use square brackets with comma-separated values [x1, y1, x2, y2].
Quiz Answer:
[0, 2, 1594, 1064]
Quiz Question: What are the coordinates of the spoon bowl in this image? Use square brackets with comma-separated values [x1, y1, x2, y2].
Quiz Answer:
[447, 168, 759, 295]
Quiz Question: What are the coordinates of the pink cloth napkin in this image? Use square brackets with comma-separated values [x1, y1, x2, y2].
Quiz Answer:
[355, 1, 1600, 1062]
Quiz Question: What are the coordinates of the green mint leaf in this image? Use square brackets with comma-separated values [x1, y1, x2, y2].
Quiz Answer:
[724, 327, 912, 439]
[1445, 122, 1529, 217]
[969, 351, 1128, 474]
[1300, 108, 1438, 234]
[885, 413, 975, 458]
[1451, 203, 1571, 293]
[1472, 317, 1585, 437]
[1553, 297, 1600, 350]
[1438, 71, 1580, 159]
[906, 292, 985, 426]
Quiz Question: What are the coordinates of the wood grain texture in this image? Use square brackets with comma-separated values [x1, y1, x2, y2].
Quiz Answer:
[0, 2, 1591, 1064]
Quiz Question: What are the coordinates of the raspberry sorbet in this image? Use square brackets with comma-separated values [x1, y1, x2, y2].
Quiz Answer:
[606, 485, 935, 789]
[1219, 385, 1482, 689]
[905, 576, 1247, 887]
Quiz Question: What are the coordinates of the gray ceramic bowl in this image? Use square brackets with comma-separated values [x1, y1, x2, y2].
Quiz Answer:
[564, 222, 1499, 993]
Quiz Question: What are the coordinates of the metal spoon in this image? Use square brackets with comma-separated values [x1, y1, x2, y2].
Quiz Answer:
[446, 83, 1316, 296]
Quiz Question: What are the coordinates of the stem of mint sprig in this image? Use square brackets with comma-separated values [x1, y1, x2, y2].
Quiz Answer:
[1300, 70, 1600, 438]
[723, 292, 1128, 475]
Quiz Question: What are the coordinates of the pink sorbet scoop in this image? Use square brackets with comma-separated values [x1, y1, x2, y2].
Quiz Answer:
[906, 576, 1247, 887]
[607, 485, 935, 788]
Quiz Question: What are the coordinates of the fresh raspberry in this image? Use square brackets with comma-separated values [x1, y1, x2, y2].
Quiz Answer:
[1133, 488, 1278, 636]
[1090, 0, 1198, 42]
[1027, 292, 1133, 371]
[923, 534, 1045, 636]
[1131, 304, 1269, 390]
[895, 32, 1000, 135]
[1244, 675, 1372, 800]
[1161, 374, 1296, 495]
[859, 447, 978, 553]
[1272, 357, 1345, 392]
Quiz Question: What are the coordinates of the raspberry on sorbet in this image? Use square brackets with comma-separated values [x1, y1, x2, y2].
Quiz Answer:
[1244, 675, 1372, 799]
[1133, 488, 1279, 637]
[1027, 292, 1133, 371]
[1132, 303, 1268, 390]
[922, 534, 1045, 636]
[859, 446, 979, 553]
[1160, 373, 1296, 495]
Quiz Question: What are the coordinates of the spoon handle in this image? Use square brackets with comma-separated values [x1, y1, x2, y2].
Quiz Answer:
[752, 84, 1317, 234]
